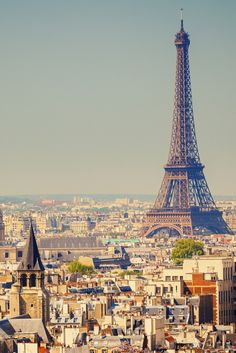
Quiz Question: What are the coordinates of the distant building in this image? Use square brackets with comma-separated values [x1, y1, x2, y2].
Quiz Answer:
[0, 210, 5, 243]
[79, 246, 131, 270]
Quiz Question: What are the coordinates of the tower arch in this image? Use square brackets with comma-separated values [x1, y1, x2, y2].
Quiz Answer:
[144, 224, 182, 238]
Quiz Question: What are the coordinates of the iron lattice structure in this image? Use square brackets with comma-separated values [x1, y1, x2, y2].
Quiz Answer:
[143, 20, 233, 236]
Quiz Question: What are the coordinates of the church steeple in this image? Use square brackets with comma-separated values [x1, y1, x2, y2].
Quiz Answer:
[18, 220, 44, 271]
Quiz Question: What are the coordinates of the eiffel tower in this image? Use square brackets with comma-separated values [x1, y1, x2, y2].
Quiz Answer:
[143, 15, 233, 237]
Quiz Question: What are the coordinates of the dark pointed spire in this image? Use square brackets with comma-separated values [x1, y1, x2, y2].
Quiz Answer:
[180, 8, 184, 31]
[18, 219, 44, 271]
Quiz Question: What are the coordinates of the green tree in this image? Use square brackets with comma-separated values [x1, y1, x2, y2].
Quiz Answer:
[67, 261, 94, 275]
[171, 238, 204, 265]
[119, 270, 142, 279]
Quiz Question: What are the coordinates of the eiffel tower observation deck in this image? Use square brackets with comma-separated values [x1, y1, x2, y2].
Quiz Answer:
[143, 13, 233, 237]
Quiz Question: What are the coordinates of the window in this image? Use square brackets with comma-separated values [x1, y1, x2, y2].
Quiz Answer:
[29, 274, 36, 287]
[31, 304, 34, 307]
[223, 268, 226, 280]
[4, 252, 9, 258]
[17, 251, 23, 258]
[20, 274, 27, 287]
[163, 287, 168, 293]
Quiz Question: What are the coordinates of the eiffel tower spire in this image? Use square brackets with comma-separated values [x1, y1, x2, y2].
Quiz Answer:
[142, 18, 232, 236]
[180, 8, 184, 31]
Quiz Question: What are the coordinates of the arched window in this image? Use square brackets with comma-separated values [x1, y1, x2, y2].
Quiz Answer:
[20, 274, 27, 287]
[29, 274, 36, 287]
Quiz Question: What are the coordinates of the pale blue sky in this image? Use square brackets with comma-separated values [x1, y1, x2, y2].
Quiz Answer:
[0, 0, 235, 195]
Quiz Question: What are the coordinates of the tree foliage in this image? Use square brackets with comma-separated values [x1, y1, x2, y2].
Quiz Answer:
[171, 238, 204, 265]
[67, 261, 94, 275]
[119, 270, 142, 279]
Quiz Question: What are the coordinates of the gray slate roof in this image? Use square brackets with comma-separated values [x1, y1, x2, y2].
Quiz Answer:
[38, 236, 103, 249]
[0, 317, 50, 342]
[18, 221, 44, 272]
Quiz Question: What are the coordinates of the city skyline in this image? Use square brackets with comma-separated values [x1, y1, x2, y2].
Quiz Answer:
[0, 0, 235, 195]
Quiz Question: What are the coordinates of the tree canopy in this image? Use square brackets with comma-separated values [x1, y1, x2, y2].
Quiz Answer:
[119, 270, 142, 279]
[67, 260, 94, 275]
[171, 238, 204, 265]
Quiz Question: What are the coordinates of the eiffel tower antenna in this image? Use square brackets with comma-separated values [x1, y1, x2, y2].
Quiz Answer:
[142, 16, 233, 237]
[180, 8, 184, 31]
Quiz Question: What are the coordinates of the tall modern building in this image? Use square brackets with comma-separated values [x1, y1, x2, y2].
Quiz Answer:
[10, 221, 49, 323]
[143, 18, 232, 237]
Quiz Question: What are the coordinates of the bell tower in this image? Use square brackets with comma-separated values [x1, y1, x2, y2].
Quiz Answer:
[10, 221, 49, 323]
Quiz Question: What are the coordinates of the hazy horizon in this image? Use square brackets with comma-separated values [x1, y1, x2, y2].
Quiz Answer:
[1, 0, 236, 196]
[0, 193, 236, 204]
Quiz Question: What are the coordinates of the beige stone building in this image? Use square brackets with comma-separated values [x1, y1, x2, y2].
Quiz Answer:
[162, 256, 234, 324]
[183, 256, 234, 324]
